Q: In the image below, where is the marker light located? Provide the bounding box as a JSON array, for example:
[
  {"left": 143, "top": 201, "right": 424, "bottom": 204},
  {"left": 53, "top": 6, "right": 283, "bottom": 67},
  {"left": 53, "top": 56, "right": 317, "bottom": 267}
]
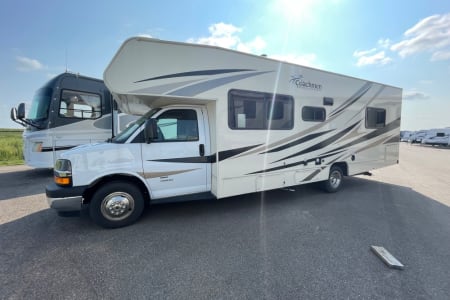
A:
[{"left": 32, "top": 142, "right": 43, "bottom": 152}]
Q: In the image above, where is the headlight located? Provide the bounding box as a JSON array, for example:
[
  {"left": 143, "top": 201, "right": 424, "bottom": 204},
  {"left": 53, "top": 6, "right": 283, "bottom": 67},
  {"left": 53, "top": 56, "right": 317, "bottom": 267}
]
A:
[{"left": 54, "top": 159, "right": 72, "bottom": 186}]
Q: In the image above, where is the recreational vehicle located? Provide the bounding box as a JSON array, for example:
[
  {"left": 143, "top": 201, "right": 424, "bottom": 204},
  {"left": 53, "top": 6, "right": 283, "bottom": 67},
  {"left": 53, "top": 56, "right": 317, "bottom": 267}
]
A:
[
  {"left": 46, "top": 37, "right": 403, "bottom": 228},
  {"left": 10, "top": 73, "right": 137, "bottom": 168},
  {"left": 421, "top": 128, "right": 450, "bottom": 146},
  {"left": 400, "top": 130, "right": 413, "bottom": 142},
  {"left": 408, "top": 130, "right": 427, "bottom": 144}
]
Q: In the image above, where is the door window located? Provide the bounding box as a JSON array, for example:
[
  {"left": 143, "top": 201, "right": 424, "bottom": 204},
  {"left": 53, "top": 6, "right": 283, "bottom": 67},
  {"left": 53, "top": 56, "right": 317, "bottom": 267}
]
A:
[{"left": 154, "top": 109, "right": 199, "bottom": 142}]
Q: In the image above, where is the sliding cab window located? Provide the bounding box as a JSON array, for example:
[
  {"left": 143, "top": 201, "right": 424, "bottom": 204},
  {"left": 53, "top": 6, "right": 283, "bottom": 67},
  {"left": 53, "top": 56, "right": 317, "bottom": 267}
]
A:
[
  {"left": 59, "top": 90, "right": 102, "bottom": 119},
  {"left": 302, "top": 106, "right": 326, "bottom": 122},
  {"left": 153, "top": 109, "right": 199, "bottom": 142},
  {"left": 365, "top": 107, "right": 386, "bottom": 128},
  {"left": 228, "top": 89, "right": 294, "bottom": 130}
]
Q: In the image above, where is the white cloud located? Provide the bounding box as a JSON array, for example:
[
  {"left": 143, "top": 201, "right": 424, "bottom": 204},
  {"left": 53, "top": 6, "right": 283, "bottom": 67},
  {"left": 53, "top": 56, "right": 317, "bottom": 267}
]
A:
[
  {"left": 390, "top": 13, "right": 450, "bottom": 60},
  {"left": 236, "top": 36, "right": 267, "bottom": 54},
  {"left": 188, "top": 22, "right": 320, "bottom": 67},
  {"left": 16, "top": 56, "right": 45, "bottom": 72},
  {"left": 430, "top": 50, "right": 450, "bottom": 61},
  {"left": 403, "top": 89, "right": 429, "bottom": 100},
  {"left": 188, "top": 23, "right": 268, "bottom": 54},
  {"left": 187, "top": 23, "right": 242, "bottom": 49},
  {"left": 353, "top": 48, "right": 377, "bottom": 58},
  {"left": 270, "top": 53, "right": 320, "bottom": 68},
  {"left": 354, "top": 50, "right": 392, "bottom": 67},
  {"left": 378, "top": 38, "right": 391, "bottom": 49}
]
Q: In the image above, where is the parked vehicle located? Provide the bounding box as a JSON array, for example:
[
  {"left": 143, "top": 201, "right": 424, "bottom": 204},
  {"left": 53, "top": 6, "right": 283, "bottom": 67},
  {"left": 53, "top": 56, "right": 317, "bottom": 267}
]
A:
[
  {"left": 421, "top": 128, "right": 450, "bottom": 146},
  {"left": 400, "top": 130, "right": 413, "bottom": 142},
  {"left": 10, "top": 73, "right": 137, "bottom": 168},
  {"left": 46, "top": 37, "right": 403, "bottom": 228},
  {"left": 408, "top": 130, "right": 428, "bottom": 144}
]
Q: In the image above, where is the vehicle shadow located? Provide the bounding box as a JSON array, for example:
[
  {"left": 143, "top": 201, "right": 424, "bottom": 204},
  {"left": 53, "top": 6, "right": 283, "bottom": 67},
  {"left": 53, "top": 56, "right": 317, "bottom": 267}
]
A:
[{"left": 0, "top": 167, "right": 52, "bottom": 201}]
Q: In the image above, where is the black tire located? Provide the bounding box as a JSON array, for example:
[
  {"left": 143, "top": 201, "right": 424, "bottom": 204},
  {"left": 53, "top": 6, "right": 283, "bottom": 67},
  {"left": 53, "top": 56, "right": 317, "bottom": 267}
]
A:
[
  {"left": 89, "top": 181, "right": 145, "bottom": 228},
  {"left": 322, "top": 165, "right": 344, "bottom": 193}
]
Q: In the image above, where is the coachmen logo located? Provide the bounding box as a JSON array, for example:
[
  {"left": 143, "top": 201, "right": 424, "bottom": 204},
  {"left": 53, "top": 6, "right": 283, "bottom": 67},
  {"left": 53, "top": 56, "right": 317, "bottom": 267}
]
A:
[{"left": 290, "top": 75, "right": 322, "bottom": 91}]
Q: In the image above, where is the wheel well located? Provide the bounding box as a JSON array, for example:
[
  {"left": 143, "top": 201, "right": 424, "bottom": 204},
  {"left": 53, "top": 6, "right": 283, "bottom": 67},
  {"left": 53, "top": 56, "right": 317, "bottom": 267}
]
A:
[
  {"left": 83, "top": 174, "right": 150, "bottom": 205},
  {"left": 331, "top": 162, "right": 348, "bottom": 176}
]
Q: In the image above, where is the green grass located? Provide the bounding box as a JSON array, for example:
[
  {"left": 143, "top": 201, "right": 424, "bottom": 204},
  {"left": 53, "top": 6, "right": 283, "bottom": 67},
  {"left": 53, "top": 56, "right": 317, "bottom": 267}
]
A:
[{"left": 0, "top": 129, "right": 24, "bottom": 166}]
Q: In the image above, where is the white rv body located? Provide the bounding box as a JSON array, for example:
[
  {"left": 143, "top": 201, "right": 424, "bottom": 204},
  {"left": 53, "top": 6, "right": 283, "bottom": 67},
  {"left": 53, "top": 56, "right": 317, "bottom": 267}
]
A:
[
  {"left": 46, "top": 37, "right": 402, "bottom": 228},
  {"left": 408, "top": 130, "right": 428, "bottom": 144},
  {"left": 421, "top": 128, "right": 450, "bottom": 146},
  {"left": 10, "top": 73, "right": 137, "bottom": 168},
  {"left": 104, "top": 37, "right": 402, "bottom": 199},
  {"left": 21, "top": 113, "right": 136, "bottom": 168}
]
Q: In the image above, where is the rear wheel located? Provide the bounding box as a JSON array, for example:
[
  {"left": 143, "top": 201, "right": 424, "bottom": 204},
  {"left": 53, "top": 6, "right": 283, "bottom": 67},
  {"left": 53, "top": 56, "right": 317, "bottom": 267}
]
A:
[
  {"left": 322, "top": 165, "right": 344, "bottom": 193},
  {"left": 89, "top": 181, "right": 144, "bottom": 228}
]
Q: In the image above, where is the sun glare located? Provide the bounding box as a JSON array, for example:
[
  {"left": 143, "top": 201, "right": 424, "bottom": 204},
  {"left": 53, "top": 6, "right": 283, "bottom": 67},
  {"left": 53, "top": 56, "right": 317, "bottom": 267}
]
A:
[{"left": 274, "top": 0, "right": 317, "bottom": 22}]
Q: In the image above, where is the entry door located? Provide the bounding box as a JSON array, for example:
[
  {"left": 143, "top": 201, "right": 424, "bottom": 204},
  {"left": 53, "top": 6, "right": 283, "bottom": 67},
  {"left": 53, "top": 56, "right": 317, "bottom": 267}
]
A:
[{"left": 141, "top": 107, "right": 209, "bottom": 199}]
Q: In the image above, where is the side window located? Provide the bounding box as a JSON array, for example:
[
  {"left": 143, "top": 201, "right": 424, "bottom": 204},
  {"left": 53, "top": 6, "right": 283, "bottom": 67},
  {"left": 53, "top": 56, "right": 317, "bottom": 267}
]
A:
[
  {"left": 154, "top": 109, "right": 199, "bottom": 142},
  {"left": 229, "top": 93, "right": 266, "bottom": 129},
  {"left": 228, "top": 89, "right": 294, "bottom": 130},
  {"left": 302, "top": 106, "right": 326, "bottom": 122},
  {"left": 268, "top": 96, "right": 294, "bottom": 129},
  {"left": 366, "top": 107, "right": 386, "bottom": 128},
  {"left": 59, "top": 90, "right": 102, "bottom": 119}
]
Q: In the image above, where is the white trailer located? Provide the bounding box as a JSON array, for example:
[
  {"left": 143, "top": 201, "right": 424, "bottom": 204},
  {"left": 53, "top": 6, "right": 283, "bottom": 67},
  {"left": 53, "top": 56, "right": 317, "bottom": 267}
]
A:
[
  {"left": 10, "top": 73, "right": 137, "bottom": 168},
  {"left": 408, "top": 130, "right": 428, "bottom": 144},
  {"left": 421, "top": 128, "right": 450, "bottom": 146},
  {"left": 46, "top": 37, "right": 402, "bottom": 228}
]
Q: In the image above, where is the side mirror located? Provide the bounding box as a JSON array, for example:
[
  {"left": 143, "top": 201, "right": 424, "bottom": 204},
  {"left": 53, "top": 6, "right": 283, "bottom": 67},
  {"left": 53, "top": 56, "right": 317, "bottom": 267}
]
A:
[
  {"left": 144, "top": 119, "right": 158, "bottom": 144},
  {"left": 17, "top": 103, "right": 26, "bottom": 119},
  {"left": 10, "top": 107, "right": 18, "bottom": 121}
]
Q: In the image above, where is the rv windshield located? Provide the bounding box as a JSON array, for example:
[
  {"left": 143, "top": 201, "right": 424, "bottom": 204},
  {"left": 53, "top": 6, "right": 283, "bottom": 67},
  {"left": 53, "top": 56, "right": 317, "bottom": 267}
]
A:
[
  {"left": 112, "top": 108, "right": 160, "bottom": 143},
  {"left": 28, "top": 87, "right": 52, "bottom": 120}
]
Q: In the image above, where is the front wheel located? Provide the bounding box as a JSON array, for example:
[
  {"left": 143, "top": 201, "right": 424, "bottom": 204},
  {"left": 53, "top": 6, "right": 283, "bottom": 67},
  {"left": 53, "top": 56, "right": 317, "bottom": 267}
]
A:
[
  {"left": 321, "top": 165, "right": 344, "bottom": 193},
  {"left": 89, "top": 181, "right": 145, "bottom": 228}
]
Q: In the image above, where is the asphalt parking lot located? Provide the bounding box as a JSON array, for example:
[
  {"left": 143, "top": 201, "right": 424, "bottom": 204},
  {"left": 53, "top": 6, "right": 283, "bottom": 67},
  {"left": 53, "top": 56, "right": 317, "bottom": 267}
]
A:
[{"left": 0, "top": 143, "right": 449, "bottom": 299}]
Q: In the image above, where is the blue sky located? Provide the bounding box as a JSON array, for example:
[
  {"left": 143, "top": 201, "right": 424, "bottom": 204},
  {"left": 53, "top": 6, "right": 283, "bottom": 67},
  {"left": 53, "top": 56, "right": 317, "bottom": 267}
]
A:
[{"left": 1, "top": 0, "right": 450, "bottom": 130}]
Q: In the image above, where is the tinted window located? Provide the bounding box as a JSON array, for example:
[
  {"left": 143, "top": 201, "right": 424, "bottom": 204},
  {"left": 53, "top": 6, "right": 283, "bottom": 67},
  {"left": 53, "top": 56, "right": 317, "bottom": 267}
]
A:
[
  {"left": 302, "top": 106, "right": 326, "bottom": 122},
  {"left": 28, "top": 88, "right": 52, "bottom": 120},
  {"left": 228, "top": 89, "right": 294, "bottom": 130},
  {"left": 366, "top": 107, "right": 386, "bottom": 128}
]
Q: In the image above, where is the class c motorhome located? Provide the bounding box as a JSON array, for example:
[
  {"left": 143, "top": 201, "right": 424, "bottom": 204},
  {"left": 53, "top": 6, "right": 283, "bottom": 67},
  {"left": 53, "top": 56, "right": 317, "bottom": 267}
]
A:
[{"left": 46, "top": 37, "right": 403, "bottom": 228}]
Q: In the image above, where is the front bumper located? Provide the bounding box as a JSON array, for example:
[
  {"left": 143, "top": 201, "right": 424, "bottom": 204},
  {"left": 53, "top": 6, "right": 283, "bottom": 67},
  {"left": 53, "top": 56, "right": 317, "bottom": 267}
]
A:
[{"left": 46, "top": 182, "right": 88, "bottom": 212}]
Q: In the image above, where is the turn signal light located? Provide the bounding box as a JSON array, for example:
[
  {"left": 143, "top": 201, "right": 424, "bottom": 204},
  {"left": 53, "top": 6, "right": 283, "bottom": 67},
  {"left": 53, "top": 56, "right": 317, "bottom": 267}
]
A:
[{"left": 54, "top": 176, "right": 71, "bottom": 186}]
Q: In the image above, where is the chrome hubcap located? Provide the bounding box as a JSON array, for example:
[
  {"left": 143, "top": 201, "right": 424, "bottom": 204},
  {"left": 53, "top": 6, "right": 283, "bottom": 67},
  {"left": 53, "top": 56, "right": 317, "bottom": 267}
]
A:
[
  {"left": 101, "top": 192, "right": 134, "bottom": 221},
  {"left": 330, "top": 170, "right": 342, "bottom": 188}
]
